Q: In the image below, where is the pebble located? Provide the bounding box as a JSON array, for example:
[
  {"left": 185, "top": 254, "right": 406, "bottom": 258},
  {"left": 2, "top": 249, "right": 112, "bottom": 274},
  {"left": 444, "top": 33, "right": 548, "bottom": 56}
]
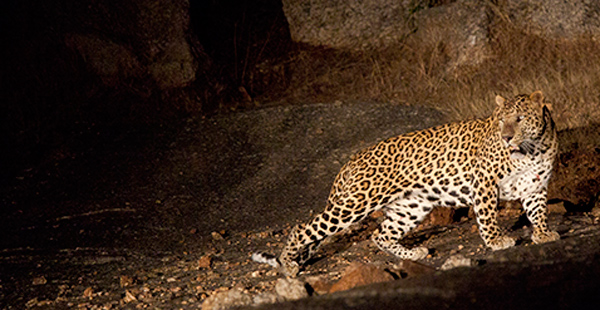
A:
[
  {"left": 211, "top": 231, "right": 225, "bottom": 241},
  {"left": 275, "top": 278, "right": 308, "bottom": 300},
  {"left": 329, "top": 262, "right": 394, "bottom": 293},
  {"left": 253, "top": 292, "right": 281, "bottom": 305},
  {"left": 123, "top": 290, "right": 137, "bottom": 303},
  {"left": 440, "top": 255, "right": 472, "bottom": 271},
  {"left": 32, "top": 276, "right": 47, "bottom": 285},
  {"left": 198, "top": 255, "right": 212, "bottom": 269},
  {"left": 202, "top": 286, "right": 252, "bottom": 310}
]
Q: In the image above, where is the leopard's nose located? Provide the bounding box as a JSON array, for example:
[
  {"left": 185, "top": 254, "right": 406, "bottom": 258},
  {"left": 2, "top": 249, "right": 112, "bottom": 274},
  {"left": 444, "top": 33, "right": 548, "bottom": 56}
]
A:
[{"left": 503, "top": 136, "right": 512, "bottom": 143}]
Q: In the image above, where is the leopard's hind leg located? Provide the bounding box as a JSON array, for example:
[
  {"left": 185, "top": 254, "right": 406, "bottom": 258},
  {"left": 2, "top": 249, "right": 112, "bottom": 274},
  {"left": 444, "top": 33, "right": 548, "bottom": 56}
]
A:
[
  {"left": 278, "top": 200, "right": 375, "bottom": 276},
  {"left": 372, "top": 198, "right": 431, "bottom": 260}
]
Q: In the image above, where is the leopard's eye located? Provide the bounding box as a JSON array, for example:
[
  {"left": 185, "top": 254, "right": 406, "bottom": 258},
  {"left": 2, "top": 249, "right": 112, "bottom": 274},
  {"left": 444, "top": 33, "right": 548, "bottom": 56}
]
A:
[{"left": 516, "top": 115, "right": 524, "bottom": 122}]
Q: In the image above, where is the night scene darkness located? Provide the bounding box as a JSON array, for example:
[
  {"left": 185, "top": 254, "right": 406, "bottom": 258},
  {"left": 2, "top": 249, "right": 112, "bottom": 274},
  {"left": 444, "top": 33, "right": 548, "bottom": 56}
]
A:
[{"left": 2, "top": 0, "right": 600, "bottom": 308}]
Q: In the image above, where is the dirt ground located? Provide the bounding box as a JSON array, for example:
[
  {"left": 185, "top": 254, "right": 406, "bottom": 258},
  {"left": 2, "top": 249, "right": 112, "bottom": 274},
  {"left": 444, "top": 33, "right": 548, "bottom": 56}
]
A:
[{"left": 1, "top": 102, "right": 599, "bottom": 309}]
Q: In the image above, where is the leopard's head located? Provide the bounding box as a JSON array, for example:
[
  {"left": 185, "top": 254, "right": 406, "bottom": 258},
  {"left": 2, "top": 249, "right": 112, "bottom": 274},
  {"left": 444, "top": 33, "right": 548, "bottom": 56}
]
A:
[{"left": 494, "top": 91, "right": 555, "bottom": 159}]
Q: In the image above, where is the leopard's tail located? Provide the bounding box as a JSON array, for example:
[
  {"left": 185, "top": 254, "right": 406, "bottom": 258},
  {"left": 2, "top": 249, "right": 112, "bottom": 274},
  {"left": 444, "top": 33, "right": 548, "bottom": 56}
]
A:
[{"left": 251, "top": 252, "right": 280, "bottom": 268}]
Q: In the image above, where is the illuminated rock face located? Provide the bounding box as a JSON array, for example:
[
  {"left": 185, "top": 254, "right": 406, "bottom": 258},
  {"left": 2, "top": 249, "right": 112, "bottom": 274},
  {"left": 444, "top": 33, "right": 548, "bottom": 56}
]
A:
[
  {"left": 281, "top": 0, "right": 415, "bottom": 50},
  {"left": 504, "top": 0, "right": 600, "bottom": 40},
  {"left": 281, "top": 0, "right": 600, "bottom": 66},
  {"left": 280, "top": 0, "right": 490, "bottom": 68}
]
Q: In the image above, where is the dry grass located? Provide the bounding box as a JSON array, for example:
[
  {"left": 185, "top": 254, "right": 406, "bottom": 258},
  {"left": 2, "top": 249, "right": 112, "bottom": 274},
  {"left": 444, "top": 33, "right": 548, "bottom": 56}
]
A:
[{"left": 258, "top": 18, "right": 600, "bottom": 132}]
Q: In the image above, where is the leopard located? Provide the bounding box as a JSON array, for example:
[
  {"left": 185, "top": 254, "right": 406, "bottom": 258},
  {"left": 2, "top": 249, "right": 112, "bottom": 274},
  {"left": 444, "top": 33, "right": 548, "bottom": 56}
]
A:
[{"left": 253, "top": 91, "right": 560, "bottom": 276}]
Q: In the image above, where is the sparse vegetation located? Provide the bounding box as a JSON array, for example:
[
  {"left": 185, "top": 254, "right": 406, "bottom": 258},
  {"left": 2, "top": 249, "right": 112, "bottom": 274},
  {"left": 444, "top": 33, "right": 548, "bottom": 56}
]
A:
[{"left": 253, "top": 13, "right": 600, "bottom": 132}]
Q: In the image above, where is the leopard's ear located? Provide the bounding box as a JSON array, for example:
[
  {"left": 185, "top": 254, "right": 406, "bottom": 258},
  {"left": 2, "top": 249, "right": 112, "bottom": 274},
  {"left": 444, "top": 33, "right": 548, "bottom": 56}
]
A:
[
  {"left": 495, "top": 95, "right": 506, "bottom": 108},
  {"left": 541, "top": 103, "right": 555, "bottom": 135},
  {"left": 530, "top": 90, "right": 544, "bottom": 104}
]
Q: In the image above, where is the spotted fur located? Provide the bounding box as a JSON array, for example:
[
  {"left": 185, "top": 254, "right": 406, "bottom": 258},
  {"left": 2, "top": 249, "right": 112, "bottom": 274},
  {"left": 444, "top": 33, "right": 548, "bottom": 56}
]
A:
[{"left": 258, "top": 91, "right": 559, "bottom": 276}]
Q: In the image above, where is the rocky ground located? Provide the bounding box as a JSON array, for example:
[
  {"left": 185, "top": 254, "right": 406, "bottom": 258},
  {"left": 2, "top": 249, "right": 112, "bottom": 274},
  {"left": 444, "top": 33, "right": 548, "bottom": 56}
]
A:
[
  {"left": 3, "top": 205, "right": 600, "bottom": 310},
  {"left": 1, "top": 102, "right": 599, "bottom": 309}
]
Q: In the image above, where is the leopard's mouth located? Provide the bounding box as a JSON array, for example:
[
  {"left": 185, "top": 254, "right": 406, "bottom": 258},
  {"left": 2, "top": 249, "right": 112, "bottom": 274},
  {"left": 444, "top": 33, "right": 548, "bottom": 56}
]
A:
[
  {"left": 509, "top": 145, "right": 526, "bottom": 159},
  {"left": 508, "top": 140, "right": 535, "bottom": 159},
  {"left": 503, "top": 138, "right": 521, "bottom": 152}
]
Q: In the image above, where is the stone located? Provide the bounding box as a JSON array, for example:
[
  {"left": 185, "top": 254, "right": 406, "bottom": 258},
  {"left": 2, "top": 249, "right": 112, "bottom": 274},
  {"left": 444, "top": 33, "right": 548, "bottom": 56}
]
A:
[
  {"left": 65, "top": 34, "right": 141, "bottom": 87},
  {"left": 548, "top": 149, "right": 600, "bottom": 211},
  {"left": 548, "top": 202, "right": 567, "bottom": 215},
  {"left": 275, "top": 278, "right": 309, "bottom": 301},
  {"left": 253, "top": 292, "right": 281, "bottom": 305},
  {"left": 418, "top": 207, "right": 455, "bottom": 230},
  {"left": 281, "top": 0, "right": 414, "bottom": 50},
  {"left": 440, "top": 255, "right": 472, "bottom": 271},
  {"left": 329, "top": 262, "right": 394, "bottom": 293},
  {"left": 202, "top": 286, "right": 253, "bottom": 310},
  {"left": 412, "top": 0, "right": 490, "bottom": 69},
  {"left": 504, "top": 0, "right": 600, "bottom": 40},
  {"left": 591, "top": 201, "right": 600, "bottom": 221},
  {"left": 32, "top": 276, "right": 47, "bottom": 285},
  {"left": 198, "top": 254, "right": 212, "bottom": 269},
  {"left": 123, "top": 290, "right": 137, "bottom": 303},
  {"left": 393, "top": 260, "right": 436, "bottom": 277},
  {"left": 64, "top": 0, "right": 199, "bottom": 91},
  {"left": 305, "top": 276, "right": 332, "bottom": 295},
  {"left": 119, "top": 275, "right": 134, "bottom": 288}
]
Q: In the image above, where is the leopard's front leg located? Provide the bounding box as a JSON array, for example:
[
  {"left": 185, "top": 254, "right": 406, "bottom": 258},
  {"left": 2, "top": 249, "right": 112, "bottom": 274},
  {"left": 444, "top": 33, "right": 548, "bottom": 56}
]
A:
[
  {"left": 522, "top": 189, "right": 560, "bottom": 244},
  {"left": 473, "top": 180, "right": 515, "bottom": 250}
]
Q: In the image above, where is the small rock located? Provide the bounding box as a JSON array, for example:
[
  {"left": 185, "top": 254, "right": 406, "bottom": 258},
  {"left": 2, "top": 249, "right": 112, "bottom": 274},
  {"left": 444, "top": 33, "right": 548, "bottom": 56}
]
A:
[
  {"left": 211, "top": 231, "right": 225, "bottom": 241},
  {"left": 123, "top": 290, "right": 137, "bottom": 303},
  {"left": 253, "top": 292, "right": 281, "bottom": 305},
  {"left": 591, "top": 202, "right": 600, "bottom": 218},
  {"left": 420, "top": 207, "right": 455, "bottom": 228},
  {"left": 265, "top": 269, "right": 279, "bottom": 277},
  {"left": 32, "top": 276, "right": 47, "bottom": 285},
  {"left": 119, "top": 275, "right": 134, "bottom": 288},
  {"left": 83, "top": 287, "right": 93, "bottom": 299},
  {"left": 170, "top": 286, "right": 182, "bottom": 293},
  {"left": 305, "top": 276, "right": 332, "bottom": 295},
  {"left": 250, "top": 270, "right": 262, "bottom": 278},
  {"left": 440, "top": 255, "right": 472, "bottom": 271},
  {"left": 202, "top": 286, "right": 252, "bottom": 310},
  {"left": 275, "top": 278, "right": 308, "bottom": 301},
  {"left": 198, "top": 254, "right": 212, "bottom": 269},
  {"left": 548, "top": 202, "right": 567, "bottom": 214},
  {"left": 329, "top": 262, "right": 394, "bottom": 293},
  {"left": 25, "top": 298, "right": 39, "bottom": 308},
  {"left": 393, "top": 260, "right": 435, "bottom": 278}
]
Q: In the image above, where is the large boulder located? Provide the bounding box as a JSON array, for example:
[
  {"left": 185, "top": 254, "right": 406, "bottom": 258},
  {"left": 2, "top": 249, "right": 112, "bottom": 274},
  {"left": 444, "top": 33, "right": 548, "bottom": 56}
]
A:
[
  {"left": 65, "top": 0, "right": 198, "bottom": 91},
  {"left": 281, "top": 0, "right": 491, "bottom": 68},
  {"left": 281, "top": 0, "right": 415, "bottom": 50},
  {"left": 281, "top": 0, "right": 600, "bottom": 66},
  {"left": 411, "top": 0, "right": 490, "bottom": 69},
  {"left": 504, "top": 0, "right": 600, "bottom": 39}
]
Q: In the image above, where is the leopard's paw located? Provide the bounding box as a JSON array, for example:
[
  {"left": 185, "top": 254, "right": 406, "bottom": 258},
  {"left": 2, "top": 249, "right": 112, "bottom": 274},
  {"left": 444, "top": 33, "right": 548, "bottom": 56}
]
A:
[
  {"left": 487, "top": 236, "right": 516, "bottom": 251},
  {"left": 279, "top": 260, "right": 301, "bottom": 277},
  {"left": 532, "top": 230, "right": 560, "bottom": 244},
  {"left": 409, "top": 246, "right": 429, "bottom": 260}
]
